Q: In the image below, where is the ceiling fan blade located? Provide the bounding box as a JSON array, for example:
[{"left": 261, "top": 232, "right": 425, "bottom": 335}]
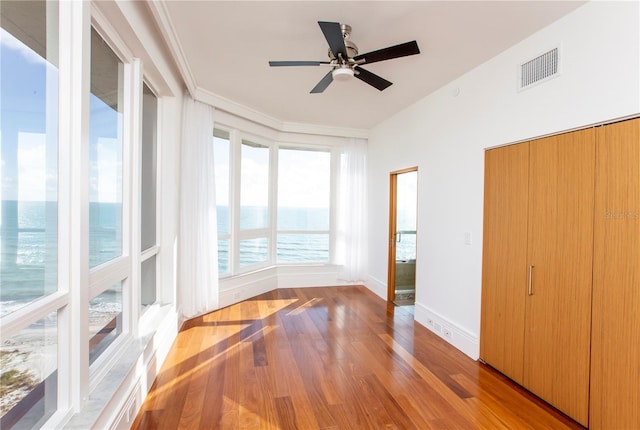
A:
[
  {"left": 310, "top": 70, "right": 334, "bottom": 94},
  {"left": 269, "top": 61, "right": 328, "bottom": 67},
  {"left": 354, "top": 40, "right": 420, "bottom": 65},
  {"left": 318, "top": 21, "right": 348, "bottom": 60},
  {"left": 354, "top": 66, "right": 392, "bottom": 91}
]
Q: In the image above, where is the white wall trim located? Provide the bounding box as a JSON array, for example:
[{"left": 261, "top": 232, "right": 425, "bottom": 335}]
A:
[
  {"left": 218, "top": 267, "right": 278, "bottom": 309},
  {"left": 146, "top": 1, "right": 197, "bottom": 97},
  {"left": 276, "top": 265, "right": 352, "bottom": 289},
  {"left": 414, "top": 302, "right": 479, "bottom": 360},
  {"left": 364, "top": 275, "right": 387, "bottom": 300},
  {"left": 217, "top": 265, "right": 357, "bottom": 308},
  {"left": 196, "top": 87, "right": 369, "bottom": 139}
]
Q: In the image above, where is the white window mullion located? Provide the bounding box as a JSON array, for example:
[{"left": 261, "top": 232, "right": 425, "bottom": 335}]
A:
[
  {"left": 153, "top": 95, "right": 163, "bottom": 304},
  {"left": 329, "top": 146, "right": 340, "bottom": 264},
  {"left": 126, "top": 59, "right": 143, "bottom": 336},
  {"left": 58, "top": 0, "right": 91, "bottom": 412},
  {"left": 230, "top": 130, "right": 241, "bottom": 274},
  {"left": 269, "top": 143, "right": 278, "bottom": 265}
]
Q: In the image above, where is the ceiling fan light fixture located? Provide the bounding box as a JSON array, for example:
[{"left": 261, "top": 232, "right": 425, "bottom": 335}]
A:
[{"left": 332, "top": 67, "right": 354, "bottom": 81}]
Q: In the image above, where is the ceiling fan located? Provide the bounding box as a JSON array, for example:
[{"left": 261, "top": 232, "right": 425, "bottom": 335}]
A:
[{"left": 269, "top": 21, "right": 420, "bottom": 93}]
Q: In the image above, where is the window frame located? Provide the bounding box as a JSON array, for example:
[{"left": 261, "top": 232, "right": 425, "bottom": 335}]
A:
[
  {"left": 86, "top": 19, "right": 133, "bottom": 382},
  {"left": 275, "top": 145, "right": 332, "bottom": 265},
  {"left": 214, "top": 125, "right": 337, "bottom": 277},
  {"left": 0, "top": 2, "right": 170, "bottom": 427},
  {"left": 213, "top": 127, "right": 233, "bottom": 276},
  {"left": 0, "top": 1, "right": 65, "bottom": 426},
  {"left": 138, "top": 80, "right": 161, "bottom": 315},
  {"left": 235, "top": 133, "right": 274, "bottom": 274}
]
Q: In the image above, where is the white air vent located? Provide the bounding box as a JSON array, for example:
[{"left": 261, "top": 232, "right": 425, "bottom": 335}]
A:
[{"left": 519, "top": 47, "right": 559, "bottom": 90}]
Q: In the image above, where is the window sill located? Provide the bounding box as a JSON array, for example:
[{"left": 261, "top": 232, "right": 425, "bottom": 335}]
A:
[{"left": 64, "top": 304, "right": 176, "bottom": 429}]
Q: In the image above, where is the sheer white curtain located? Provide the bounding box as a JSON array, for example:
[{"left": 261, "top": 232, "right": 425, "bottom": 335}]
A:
[
  {"left": 336, "top": 138, "right": 368, "bottom": 282},
  {"left": 178, "top": 96, "right": 219, "bottom": 319}
]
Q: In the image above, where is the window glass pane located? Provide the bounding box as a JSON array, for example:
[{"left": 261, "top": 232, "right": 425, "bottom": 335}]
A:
[
  {"left": 217, "top": 239, "right": 229, "bottom": 274},
  {"left": 140, "top": 83, "right": 157, "bottom": 252},
  {"left": 1, "top": 0, "right": 59, "bottom": 316},
  {"left": 277, "top": 207, "right": 329, "bottom": 231},
  {"left": 213, "top": 130, "right": 229, "bottom": 235},
  {"left": 89, "top": 283, "right": 123, "bottom": 364},
  {"left": 140, "top": 256, "right": 156, "bottom": 312},
  {"left": 89, "top": 28, "right": 123, "bottom": 268},
  {"left": 396, "top": 171, "right": 417, "bottom": 261},
  {"left": 277, "top": 234, "right": 329, "bottom": 263},
  {"left": 239, "top": 238, "right": 268, "bottom": 267},
  {"left": 240, "top": 141, "right": 268, "bottom": 230},
  {"left": 1, "top": 312, "right": 57, "bottom": 428},
  {"left": 277, "top": 148, "right": 330, "bottom": 231}
]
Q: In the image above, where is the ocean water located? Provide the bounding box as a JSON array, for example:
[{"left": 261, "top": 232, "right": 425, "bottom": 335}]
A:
[
  {"left": 2, "top": 202, "right": 413, "bottom": 314},
  {"left": 1, "top": 202, "right": 333, "bottom": 314},
  {"left": 0, "top": 200, "right": 123, "bottom": 317},
  {"left": 217, "top": 205, "right": 331, "bottom": 270}
]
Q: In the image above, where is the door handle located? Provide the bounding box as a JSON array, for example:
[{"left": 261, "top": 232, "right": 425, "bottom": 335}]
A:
[{"left": 528, "top": 265, "right": 534, "bottom": 296}]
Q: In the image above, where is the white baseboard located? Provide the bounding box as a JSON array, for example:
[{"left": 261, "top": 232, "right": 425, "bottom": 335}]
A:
[
  {"left": 365, "top": 275, "right": 387, "bottom": 300},
  {"left": 414, "top": 301, "right": 479, "bottom": 360},
  {"left": 218, "top": 265, "right": 356, "bottom": 308},
  {"left": 277, "top": 264, "right": 351, "bottom": 289},
  {"left": 218, "top": 267, "right": 278, "bottom": 308}
]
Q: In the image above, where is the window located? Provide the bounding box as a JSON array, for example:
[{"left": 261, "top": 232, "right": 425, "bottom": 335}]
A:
[
  {"left": 88, "top": 27, "right": 125, "bottom": 364},
  {"left": 277, "top": 148, "right": 330, "bottom": 263},
  {"left": 240, "top": 140, "right": 269, "bottom": 230},
  {"left": 395, "top": 171, "right": 417, "bottom": 261},
  {"left": 0, "top": 1, "right": 60, "bottom": 427},
  {"left": 89, "top": 282, "right": 123, "bottom": 364},
  {"left": 239, "top": 140, "right": 270, "bottom": 267},
  {"left": 1, "top": 0, "right": 59, "bottom": 315},
  {"left": 140, "top": 84, "right": 157, "bottom": 253},
  {"left": 0, "top": 313, "right": 58, "bottom": 428},
  {"left": 140, "top": 83, "right": 158, "bottom": 311},
  {"left": 213, "top": 129, "right": 335, "bottom": 275},
  {"left": 213, "top": 129, "right": 230, "bottom": 274},
  {"left": 89, "top": 27, "right": 123, "bottom": 269},
  {"left": 2, "top": 3, "right": 167, "bottom": 426}
]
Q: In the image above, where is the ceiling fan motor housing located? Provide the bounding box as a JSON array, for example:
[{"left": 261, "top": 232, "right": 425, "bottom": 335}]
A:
[{"left": 328, "top": 24, "right": 358, "bottom": 61}]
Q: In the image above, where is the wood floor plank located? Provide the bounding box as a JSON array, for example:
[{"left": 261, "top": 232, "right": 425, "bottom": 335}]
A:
[{"left": 133, "top": 286, "right": 585, "bottom": 430}]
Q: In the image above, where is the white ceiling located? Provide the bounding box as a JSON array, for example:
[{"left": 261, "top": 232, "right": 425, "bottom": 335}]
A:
[{"left": 158, "top": 1, "right": 585, "bottom": 130}]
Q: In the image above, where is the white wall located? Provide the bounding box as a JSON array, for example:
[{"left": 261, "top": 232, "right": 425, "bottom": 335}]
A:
[{"left": 367, "top": 1, "right": 640, "bottom": 359}]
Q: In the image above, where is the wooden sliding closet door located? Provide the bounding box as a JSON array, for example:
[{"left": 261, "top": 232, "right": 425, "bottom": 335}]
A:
[
  {"left": 524, "top": 129, "right": 595, "bottom": 426},
  {"left": 480, "top": 143, "right": 529, "bottom": 384},
  {"left": 590, "top": 118, "right": 640, "bottom": 429}
]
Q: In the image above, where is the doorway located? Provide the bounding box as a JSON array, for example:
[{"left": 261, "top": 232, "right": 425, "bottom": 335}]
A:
[{"left": 388, "top": 168, "right": 418, "bottom": 305}]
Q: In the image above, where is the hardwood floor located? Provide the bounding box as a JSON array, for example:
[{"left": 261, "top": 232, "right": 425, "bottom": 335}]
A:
[{"left": 132, "top": 286, "right": 584, "bottom": 430}]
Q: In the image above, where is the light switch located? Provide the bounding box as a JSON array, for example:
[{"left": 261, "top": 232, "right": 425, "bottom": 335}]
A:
[{"left": 464, "top": 232, "right": 472, "bottom": 245}]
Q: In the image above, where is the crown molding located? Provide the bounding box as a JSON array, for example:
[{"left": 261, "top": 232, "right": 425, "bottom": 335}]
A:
[
  {"left": 147, "top": 3, "right": 368, "bottom": 139},
  {"left": 195, "top": 87, "right": 368, "bottom": 139},
  {"left": 146, "top": 1, "right": 198, "bottom": 97}
]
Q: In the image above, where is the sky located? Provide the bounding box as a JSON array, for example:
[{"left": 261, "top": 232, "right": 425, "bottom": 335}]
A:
[
  {"left": 3, "top": 22, "right": 328, "bottom": 209},
  {"left": 213, "top": 136, "right": 331, "bottom": 209},
  {"left": 1, "top": 27, "right": 58, "bottom": 203},
  {"left": 1, "top": 26, "right": 122, "bottom": 204}
]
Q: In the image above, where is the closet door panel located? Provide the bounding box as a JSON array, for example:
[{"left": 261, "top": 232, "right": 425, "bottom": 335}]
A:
[
  {"left": 524, "top": 129, "right": 595, "bottom": 426},
  {"left": 480, "top": 143, "right": 529, "bottom": 384},
  {"left": 590, "top": 118, "right": 640, "bottom": 429}
]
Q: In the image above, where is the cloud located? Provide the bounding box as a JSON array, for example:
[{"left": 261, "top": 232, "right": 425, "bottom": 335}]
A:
[
  {"left": 89, "top": 137, "right": 123, "bottom": 203},
  {"left": 17, "top": 132, "right": 49, "bottom": 202}
]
